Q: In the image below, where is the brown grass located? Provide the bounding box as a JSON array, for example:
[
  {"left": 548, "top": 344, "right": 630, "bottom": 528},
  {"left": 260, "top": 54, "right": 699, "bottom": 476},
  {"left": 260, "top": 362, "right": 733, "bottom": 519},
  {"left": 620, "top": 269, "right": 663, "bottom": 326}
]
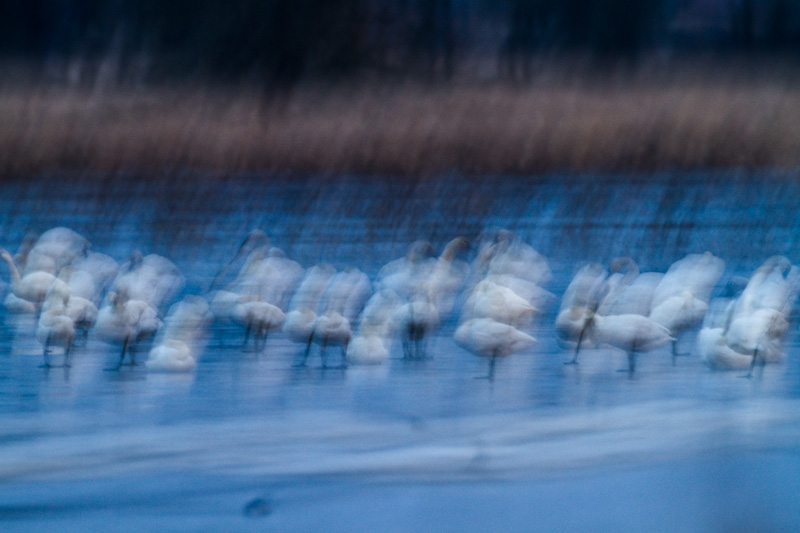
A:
[{"left": 3, "top": 60, "right": 800, "bottom": 176}]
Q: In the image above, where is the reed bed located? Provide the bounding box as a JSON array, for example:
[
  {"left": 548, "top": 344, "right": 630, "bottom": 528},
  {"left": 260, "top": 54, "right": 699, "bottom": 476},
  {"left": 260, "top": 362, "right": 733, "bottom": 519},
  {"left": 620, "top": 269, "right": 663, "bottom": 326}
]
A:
[{"left": 2, "top": 62, "right": 800, "bottom": 176}]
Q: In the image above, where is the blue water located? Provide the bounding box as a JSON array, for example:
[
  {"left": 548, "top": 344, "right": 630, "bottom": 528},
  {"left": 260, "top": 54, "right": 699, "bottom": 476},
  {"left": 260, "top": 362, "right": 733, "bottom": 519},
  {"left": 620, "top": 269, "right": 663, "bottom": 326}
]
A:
[{"left": 1, "top": 171, "right": 800, "bottom": 530}]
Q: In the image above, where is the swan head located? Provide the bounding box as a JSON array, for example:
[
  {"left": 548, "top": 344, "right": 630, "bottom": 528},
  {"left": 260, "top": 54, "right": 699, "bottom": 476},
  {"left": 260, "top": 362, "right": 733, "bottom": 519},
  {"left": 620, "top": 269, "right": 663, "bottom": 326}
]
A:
[
  {"left": 407, "top": 240, "right": 433, "bottom": 263},
  {"left": 609, "top": 256, "right": 638, "bottom": 275},
  {"left": 441, "top": 237, "right": 470, "bottom": 261}
]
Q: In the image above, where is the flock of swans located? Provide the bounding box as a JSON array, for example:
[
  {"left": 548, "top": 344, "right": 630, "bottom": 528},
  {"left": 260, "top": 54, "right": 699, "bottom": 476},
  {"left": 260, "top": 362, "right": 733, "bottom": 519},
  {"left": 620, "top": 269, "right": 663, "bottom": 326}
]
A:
[{"left": 1, "top": 226, "right": 798, "bottom": 379}]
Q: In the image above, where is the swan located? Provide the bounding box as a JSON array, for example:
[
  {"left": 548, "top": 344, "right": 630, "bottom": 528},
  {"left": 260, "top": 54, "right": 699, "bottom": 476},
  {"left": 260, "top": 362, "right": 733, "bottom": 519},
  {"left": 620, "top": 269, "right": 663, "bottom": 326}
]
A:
[
  {"left": 392, "top": 294, "right": 440, "bottom": 360},
  {"left": 0, "top": 248, "right": 69, "bottom": 310},
  {"left": 327, "top": 268, "right": 373, "bottom": 321},
  {"left": 35, "top": 291, "right": 76, "bottom": 368},
  {"left": 470, "top": 229, "right": 550, "bottom": 286},
  {"left": 649, "top": 290, "right": 708, "bottom": 360},
  {"left": 697, "top": 327, "right": 756, "bottom": 370},
  {"left": 281, "top": 264, "right": 336, "bottom": 353},
  {"left": 454, "top": 318, "right": 536, "bottom": 380},
  {"left": 377, "top": 240, "right": 435, "bottom": 299},
  {"left": 111, "top": 252, "right": 184, "bottom": 312},
  {"left": 648, "top": 253, "right": 725, "bottom": 360},
  {"left": 297, "top": 310, "right": 351, "bottom": 368},
  {"left": 146, "top": 297, "right": 212, "bottom": 372},
  {"left": 23, "top": 227, "right": 88, "bottom": 275},
  {"left": 725, "top": 307, "right": 788, "bottom": 377},
  {"left": 232, "top": 299, "right": 286, "bottom": 352},
  {"left": 346, "top": 334, "right": 389, "bottom": 365},
  {"left": 426, "top": 236, "right": 470, "bottom": 320},
  {"left": 585, "top": 312, "right": 674, "bottom": 375},
  {"left": 596, "top": 257, "right": 640, "bottom": 315},
  {"left": 556, "top": 263, "right": 608, "bottom": 362},
  {"left": 146, "top": 340, "right": 196, "bottom": 372},
  {"left": 462, "top": 279, "right": 536, "bottom": 329},
  {"left": 733, "top": 256, "right": 800, "bottom": 318},
  {"left": 94, "top": 291, "right": 161, "bottom": 369}
]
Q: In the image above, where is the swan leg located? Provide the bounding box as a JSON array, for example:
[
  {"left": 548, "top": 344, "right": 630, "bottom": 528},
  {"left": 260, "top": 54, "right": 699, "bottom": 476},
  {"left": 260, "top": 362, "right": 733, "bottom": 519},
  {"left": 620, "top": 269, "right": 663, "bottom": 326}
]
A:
[
  {"left": 242, "top": 323, "right": 252, "bottom": 351},
  {"left": 488, "top": 354, "right": 497, "bottom": 381},
  {"left": 63, "top": 337, "right": 73, "bottom": 368},
  {"left": 627, "top": 351, "right": 637, "bottom": 376},
  {"left": 293, "top": 335, "right": 313, "bottom": 367},
  {"left": 565, "top": 324, "right": 587, "bottom": 365},
  {"left": 742, "top": 348, "right": 760, "bottom": 379},
  {"left": 40, "top": 337, "right": 52, "bottom": 368},
  {"left": 105, "top": 336, "right": 129, "bottom": 371},
  {"left": 340, "top": 344, "right": 348, "bottom": 368},
  {"left": 320, "top": 340, "right": 329, "bottom": 369},
  {"left": 118, "top": 337, "right": 130, "bottom": 367}
]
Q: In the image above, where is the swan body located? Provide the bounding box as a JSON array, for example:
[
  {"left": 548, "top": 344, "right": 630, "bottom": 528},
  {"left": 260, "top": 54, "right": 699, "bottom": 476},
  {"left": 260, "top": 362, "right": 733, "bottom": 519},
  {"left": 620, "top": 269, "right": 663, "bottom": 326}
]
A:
[
  {"left": 393, "top": 297, "right": 440, "bottom": 360},
  {"left": 454, "top": 318, "right": 536, "bottom": 379},
  {"left": 36, "top": 309, "right": 75, "bottom": 367},
  {"left": 0, "top": 249, "right": 69, "bottom": 309},
  {"left": 232, "top": 300, "right": 285, "bottom": 351},
  {"left": 462, "top": 280, "right": 535, "bottom": 328},
  {"left": 346, "top": 334, "right": 389, "bottom": 365},
  {"left": 283, "top": 308, "right": 317, "bottom": 344},
  {"left": 297, "top": 311, "right": 351, "bottom": 368},
  {"left": 95, "top": 293, "right": 161, "bottom": 368},
  {"left": 698, "top": 327, "right": 754, "bottom": 370},
  {"left": 146, "top": 339, "right": 196, "bottom": 372},
  {"left": 587, "top": 313, "right": 673, "bottom": 374}
]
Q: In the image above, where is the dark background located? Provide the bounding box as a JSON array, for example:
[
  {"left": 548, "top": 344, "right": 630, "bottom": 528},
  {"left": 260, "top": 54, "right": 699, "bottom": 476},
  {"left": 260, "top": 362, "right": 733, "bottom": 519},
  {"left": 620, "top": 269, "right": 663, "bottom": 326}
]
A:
[{"left": 1, "top": 0, "right": 798, "bottom": 88}]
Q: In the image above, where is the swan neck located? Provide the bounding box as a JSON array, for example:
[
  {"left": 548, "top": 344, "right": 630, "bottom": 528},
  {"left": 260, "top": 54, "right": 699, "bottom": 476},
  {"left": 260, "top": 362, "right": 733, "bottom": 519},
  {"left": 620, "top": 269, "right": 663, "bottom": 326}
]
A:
[{"left": 1, "top": 253, "right": 21, "bottom": 287}]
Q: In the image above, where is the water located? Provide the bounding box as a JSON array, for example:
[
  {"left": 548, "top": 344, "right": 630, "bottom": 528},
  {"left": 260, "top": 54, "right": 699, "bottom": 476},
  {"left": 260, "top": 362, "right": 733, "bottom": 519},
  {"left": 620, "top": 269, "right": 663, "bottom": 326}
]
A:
[{"left": 1, "top": 171, "right": 800, "bottom": 530}]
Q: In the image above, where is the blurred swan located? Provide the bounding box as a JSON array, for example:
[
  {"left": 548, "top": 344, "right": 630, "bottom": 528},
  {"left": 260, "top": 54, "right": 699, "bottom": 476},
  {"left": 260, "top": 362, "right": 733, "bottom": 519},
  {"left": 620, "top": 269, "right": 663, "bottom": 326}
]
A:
[
  {"left": 346, "top": 334, "right": 389, "bottom": 365},
  {"left": 454, "top": 318, "right": 536, "bottom": 380},
  {"left": 726, "top": 307, "right": 788, "bottom": 377},
  {"left": 596, "top": 257, "right": 640, "bottom": 315},
  {"left": 377, "top": 240, "right": 435, "bottom": 299},
  {"left": 146, "top": 340, "right": 196, "bottom": 372},
  {"left": 462, "top": 279, "right": 535, "bottom": 329},
  {"left": 146, "top": 296, "right": 212, "bottom": 372},
  {"left": 36, "top": 289, "right": 76, "bottom": 368},
  {"left": 296, "top": 310, "right": 351, "bottom": 368},
  {"left": 585, "top": 312, "right": 673, "bottom": 375},
  {"left": 648, "top": 252, "right": 725, "bottom": 361},
  {"left": 0, "top": 248, "right": 69, "bottom": 310},
  {"left": 111, "top": 252, "right": 185, "bottom": 312},
  {"left": 23, "top": 227, "right": 88, "bottom": 275},
  {"left": 232, "top": 299, "right": 285, "bottom": 352},
  {"left": 392, "top": 294, "right": 440, "bottom": 360},
  {"left": 426, "top": 236, "right": 470, "bottom": 320},
  {"left": 94, "top": 291, "right": 161, "bottom": 369},
  {"left": 471, "top": 229, "right": 551, "bottom": 288},
  {"left": 556, "top": 263, "right": 608, "bottom": 362}
]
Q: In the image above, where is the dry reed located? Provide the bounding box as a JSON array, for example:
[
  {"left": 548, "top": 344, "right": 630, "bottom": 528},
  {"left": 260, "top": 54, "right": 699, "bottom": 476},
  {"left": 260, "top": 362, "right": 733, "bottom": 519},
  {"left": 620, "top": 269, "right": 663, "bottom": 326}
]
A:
[{"left": 2, "top": 60, "right": 800, "bottom": 177}]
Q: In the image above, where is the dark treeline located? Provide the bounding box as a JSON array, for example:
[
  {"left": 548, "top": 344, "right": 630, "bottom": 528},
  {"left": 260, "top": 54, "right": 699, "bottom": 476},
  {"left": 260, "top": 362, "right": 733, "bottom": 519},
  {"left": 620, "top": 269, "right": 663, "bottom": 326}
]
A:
[{"left": 1, "top": 0, "right": 799, "bottom": 88}]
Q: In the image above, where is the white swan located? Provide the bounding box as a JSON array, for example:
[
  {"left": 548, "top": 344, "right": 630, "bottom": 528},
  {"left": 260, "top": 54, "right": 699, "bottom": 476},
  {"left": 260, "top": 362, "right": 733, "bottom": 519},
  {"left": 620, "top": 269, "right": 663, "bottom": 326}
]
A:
[
  {"left": 232, "top": 299, "right": 286, "bottom": 352},
  {"left": 454, "top": 318, "right": 536, "bottom": 380},
  {"left": 94, "top": 292, "right": 161, "bottom": 369},
  {"left": 392, "top": 294, "right": 440, "bottom": 360},
  {"left": 146, "top": 340, "right": 196, "bottom": 372},
  {"left": 648, "top": 252, "right": 725, "bottom": 360},
  {"left": 462, "top": 279, "right": 535, "bottom": 329},
  {"left": 0, "top": 248, "right": 69, "bottom": 310},
  {"left": 346, "top": 334, "right": 389, "bottom": 365},
  {"left": 35, "top": 300, "right": 75, "bottom": 368},
  {"left": 585, "top": 313, "right": 674, "bottom": 375},
  {"left": 297, "top": 310, "right": 351, "bottom": 368},
  {"left": 23, "top": 227, "right": 88, "bottom": 275},
  {"left": 146, "top": 296, "right": 212, "bottom": 372}
]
